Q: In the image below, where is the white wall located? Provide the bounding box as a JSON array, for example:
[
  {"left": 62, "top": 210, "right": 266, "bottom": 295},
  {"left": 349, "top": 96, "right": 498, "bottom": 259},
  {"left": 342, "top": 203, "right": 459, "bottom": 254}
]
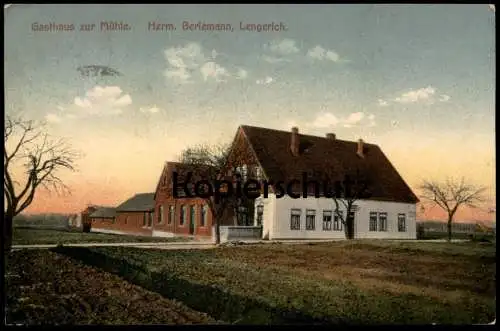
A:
[
  {"left": 263, "top": 194, "right": 416, "bottom": 240},
  {"left": 254, "top": 195, "right": 276, "bottom": 240}
]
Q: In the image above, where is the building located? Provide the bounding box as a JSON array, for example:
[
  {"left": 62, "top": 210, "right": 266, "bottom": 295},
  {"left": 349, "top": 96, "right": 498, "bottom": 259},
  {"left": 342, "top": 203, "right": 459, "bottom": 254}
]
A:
[
  {"left": 81, "top": 205, "right": 99, "bottom": 232},
  {"left": 152, "top": 162, "right": 234, "bottom": 238},
  {"left": 224, "top": 125, "right": 419, "bottom": 240},
  {"left": 89, "top": 193, "right": 155, "bottom": 236}
]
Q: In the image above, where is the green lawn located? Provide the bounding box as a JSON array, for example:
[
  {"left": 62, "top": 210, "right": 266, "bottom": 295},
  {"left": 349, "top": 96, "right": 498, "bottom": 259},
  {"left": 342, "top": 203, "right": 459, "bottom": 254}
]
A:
[
  {"left": 54, "top": 240, "right": 496, "bottom": 324},
  {"left": 12, "top": 227, "right": 191, "bottom": 245}
]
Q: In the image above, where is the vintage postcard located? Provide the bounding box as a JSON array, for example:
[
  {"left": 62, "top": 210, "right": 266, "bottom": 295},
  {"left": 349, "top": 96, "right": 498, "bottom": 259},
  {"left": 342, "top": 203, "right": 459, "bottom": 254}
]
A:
[{"left": 4, "top": 4, "right": 495, "bottom": 325}]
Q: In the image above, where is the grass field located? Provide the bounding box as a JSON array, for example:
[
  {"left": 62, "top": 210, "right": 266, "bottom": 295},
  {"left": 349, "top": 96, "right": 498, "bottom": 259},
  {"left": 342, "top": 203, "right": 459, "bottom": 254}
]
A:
[
  {"left": 5, "top": 250, "right": 218, "bottom": 325},
  {"left": 50, "top": 240, "right": 496, "bottom": 324},
  {"left": 12, "top": 227, "right": 191, "bottom": 245}
]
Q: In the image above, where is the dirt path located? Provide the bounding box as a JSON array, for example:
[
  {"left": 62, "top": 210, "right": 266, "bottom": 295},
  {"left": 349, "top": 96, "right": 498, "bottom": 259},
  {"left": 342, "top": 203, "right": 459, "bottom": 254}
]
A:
[{"left": 5, "top": 250, "right": 220, "bottom": 325}]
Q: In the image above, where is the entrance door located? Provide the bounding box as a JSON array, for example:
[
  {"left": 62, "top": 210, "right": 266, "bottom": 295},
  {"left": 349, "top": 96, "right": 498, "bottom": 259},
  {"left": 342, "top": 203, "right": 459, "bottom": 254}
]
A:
[{"left": 189, "top": 205, "right": 195, "bottom": 235}]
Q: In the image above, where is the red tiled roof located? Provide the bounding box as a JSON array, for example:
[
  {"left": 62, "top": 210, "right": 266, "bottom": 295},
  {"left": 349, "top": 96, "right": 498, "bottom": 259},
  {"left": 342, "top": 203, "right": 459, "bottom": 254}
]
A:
[{"left": 240, "top": 125, "right": 419, "bottom": 204}]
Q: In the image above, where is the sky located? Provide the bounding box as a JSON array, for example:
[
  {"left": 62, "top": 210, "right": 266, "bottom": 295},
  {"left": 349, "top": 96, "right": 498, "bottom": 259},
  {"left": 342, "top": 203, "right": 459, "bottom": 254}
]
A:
[{"left": 4, "top": 4, "right": 496, "bottom": 222}]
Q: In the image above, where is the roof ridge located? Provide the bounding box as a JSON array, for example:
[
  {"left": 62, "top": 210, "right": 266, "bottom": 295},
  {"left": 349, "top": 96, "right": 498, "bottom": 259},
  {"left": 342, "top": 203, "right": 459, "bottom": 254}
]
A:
[{"left": 240, "top": 124, "right": 378, "bottom": 146}]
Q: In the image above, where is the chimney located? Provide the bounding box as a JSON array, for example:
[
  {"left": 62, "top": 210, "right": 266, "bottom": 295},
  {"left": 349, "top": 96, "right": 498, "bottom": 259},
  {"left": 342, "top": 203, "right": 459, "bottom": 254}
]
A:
[
  {"left": 326, "top": 133, "right": 336, "bottom": 140},
  {"left": 291, "top": 127, "right": 299, "bottom": 156},
  {"left": 357, "top": 139, "right": 364, "bottom": 158}
]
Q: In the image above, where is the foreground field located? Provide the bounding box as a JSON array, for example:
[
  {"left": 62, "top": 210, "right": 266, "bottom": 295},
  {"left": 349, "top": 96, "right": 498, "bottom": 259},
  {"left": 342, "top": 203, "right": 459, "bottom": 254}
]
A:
[
  {"left": 5, "top": 250, "right": 218, "bottom": 325},
  {"left": 55, "top": 240, "right": 496, "bottom": 324},
  {"left": 12, "top": 227, "right": 191, "bottom": 245}
]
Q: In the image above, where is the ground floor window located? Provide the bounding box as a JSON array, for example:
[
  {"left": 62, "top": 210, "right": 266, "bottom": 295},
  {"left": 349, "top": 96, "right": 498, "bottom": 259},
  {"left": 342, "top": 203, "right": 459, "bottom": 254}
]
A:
[
  {"left": 256, "top": 204, "right": 264, "bottom": 226},
  {"left": 143, "top": 213, "right": 147, "bottom": 227},
  {"left": 306, "top": 209, "right": 316, "bottom": 230},
  {"left": 323, "top": 210, "right": 332, "bottom": 230},
  {"left": 158, "top": 205, "right": 164, "bottom": 224},
  {"left": 169, "top": 205, "right": 174, "bottom": 224},
  {"left": 333, "top": 210, "right": 343, "bottom": 231},
  {"left": 398, "top": 213, "right": 406, "bottom": 232},
  {"left": 378, "top": 212, "right": 387, "bottom": 232},
  {"left": 369, "top": 212, "right": 378, "bottom": 231},
  {"left": 180, "top": 205, "right": 186, "bottom": 225},
  {"left": 290, "top": 209, "right": 301, "bottom": 230},
  {"left": 201, "top": 204, "right": 208, "bottom": 226}
]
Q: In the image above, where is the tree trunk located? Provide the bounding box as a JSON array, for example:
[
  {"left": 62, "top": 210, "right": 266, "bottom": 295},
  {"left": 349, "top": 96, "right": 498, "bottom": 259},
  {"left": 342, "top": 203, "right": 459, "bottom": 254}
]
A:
[
  {"left": 215, "top": 219, "right": 221, "bottom": 244},
  {"left": 447, "top": 216, "right": 452, "bottom": 242},
  {"left": 344, "top": 222, "right": 355, "bottom": 240},
  {"left": 3, "top": 213, "right": 13, "bottom": 252}
]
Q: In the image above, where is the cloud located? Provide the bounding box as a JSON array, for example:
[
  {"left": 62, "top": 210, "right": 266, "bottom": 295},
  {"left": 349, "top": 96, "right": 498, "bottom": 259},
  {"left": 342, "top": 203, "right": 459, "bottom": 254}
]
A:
[
  {"left": 380, "top": 86, "right": 450, "bottom": 106},
  {"left": 45, "top": 113, "right": 62, "bottom": 123},
  {"left": 367, "top": 114, "right": 376, "bottom": 127},
  {"left": 262, "top": 55, "right": 291, "bottom": 64},
  {"left": 261, "top": 38, "right": 300, "bottom": 64},
  {"left": 310, "top": 113, "right": 340, "bottom": 128},
  {"left": 488, "top": 4, "right": 495, "bottom": 12},
  {"left": 307, "top": 45, "right": 346, "bottom": 63},
  {"left": 266, "top": 38, "right": 300, "bottom": 55},
  {"left": 164, "top": 42, "right": 244, "bottom": 84},
  {"left": 139, "top": 105, "right": 161, "bottom": 114},
  {"left": 439, "top": 94, "right": 451, "bottom": 102},
  {"left": 256, "top": 76, "right": 273, "bottom": 85},
  {"left": 309, "top": 111, "right": 375, "bottom": 129},
  {"left": 378, "top": 99, "right": 389, "bottom": 107},
  {"left": 394, "top": 86, "right": 436, "bottom": 104},
  {"left": 200, "top": 61, "right": 230, "bottom": 82},
  {"left": 74, "top": 85, "right": 132, "bottom": 115},
  {"left": 236, "top": 68, "right": 248, "bottom": 80},
  {"left": 163, "top": 42, "right": 206, "bottom": 84}
]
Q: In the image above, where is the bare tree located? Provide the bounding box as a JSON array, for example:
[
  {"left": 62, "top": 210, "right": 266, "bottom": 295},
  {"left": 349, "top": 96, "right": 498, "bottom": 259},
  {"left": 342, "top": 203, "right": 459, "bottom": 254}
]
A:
[
  {"left": 4, "top": 116, "right": 79, "bottom": 251},
  {"left": 331, "top": 168, "right": 373, "bottom": 239},
  {"left": 178, "top": 142, "right": 254, "bottom": 244},
  {"left": 419, "top": 177, "right": 487, "bottom": 241}
]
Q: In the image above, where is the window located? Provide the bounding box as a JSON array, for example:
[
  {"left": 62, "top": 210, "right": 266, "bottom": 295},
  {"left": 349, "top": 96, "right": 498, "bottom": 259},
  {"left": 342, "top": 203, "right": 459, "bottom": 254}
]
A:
[
  {"left": 369, "top": 212, "right": 378, "bottom": 231},
  {"left": 255, "top": 166, "right": 262, "bottom": 181},
  {"left": 143, "top": 213, "right": 147, "bottom": 227},
  {"left": 378, "top": 212, "right": 388, "bottom": 232},
  {"left": 241, "top": 164, "right": 248, "bottom": 181},
  {"left": 190, "top": 205, "right": 196, "bottom": 225},
  {"left": 169, "top": 205, "right": 174, "bottom": 224},
  {"left": 333, "top": 210, "right": 343, "bottom": 231},
  {"left": 256, "top": 204, "right": 264, "bottom": 226},
  {"left": 306, "top": 209, "right": 316, "bottom": 230},
  {"left": 237, "top": 206, "right": 250, "bottom": 226},
  {"left": 124, "top": 216, "right": 128, "bottom": 225},
  {"left": 180, "top": 205, "right": 186, "bottom": 225},
  {"left": 159, "top": 205, "right": 164, "bottom": 224},
  {"left": 322, "top": 210, "right": 332, "bottom": 231},
  {"left": 290, "top": 209, "right": 301, "bottom": 230},
  {"left": 201, "top": 205, "right": 208, "bottom": 226},
  {"left": 398, "top": 214, "right": 406, "bottom": 232}
]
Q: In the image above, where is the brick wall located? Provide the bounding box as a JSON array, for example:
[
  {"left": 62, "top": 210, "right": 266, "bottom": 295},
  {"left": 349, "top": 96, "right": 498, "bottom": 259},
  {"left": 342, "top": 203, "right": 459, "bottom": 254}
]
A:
[{"left": 91, "top": 211, "right": 153, "bottom": 236}]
